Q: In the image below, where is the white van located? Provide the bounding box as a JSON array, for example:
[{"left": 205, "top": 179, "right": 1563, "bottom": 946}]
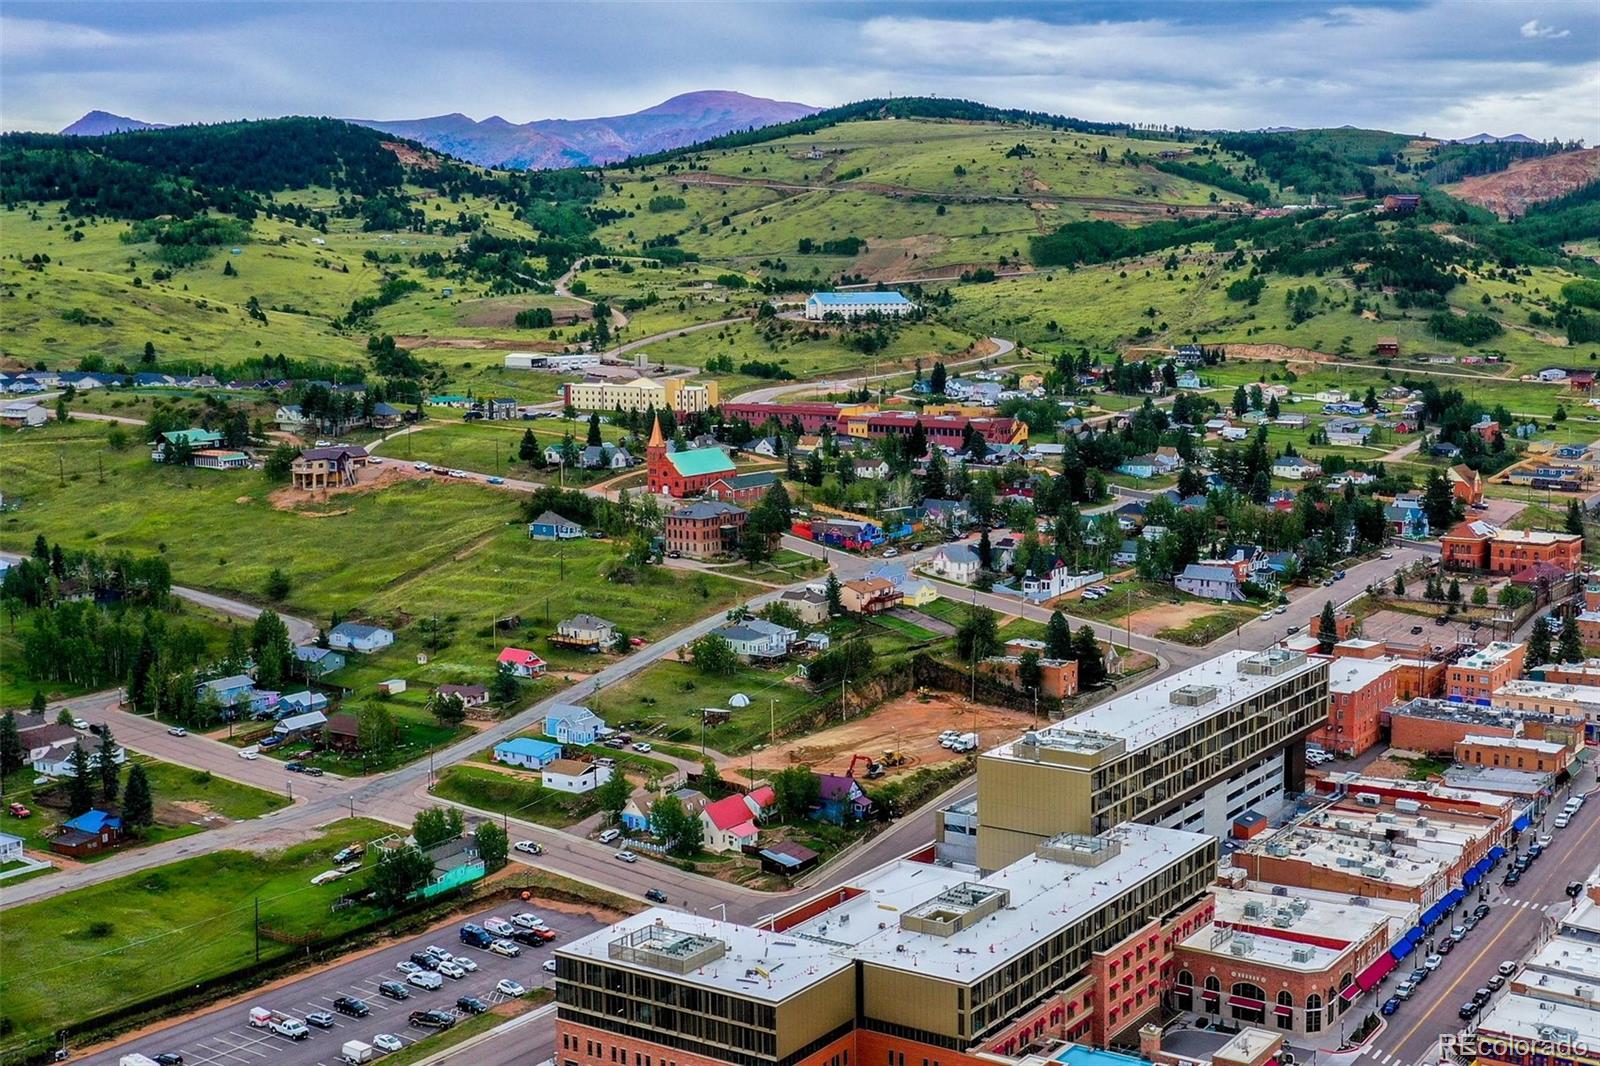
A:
[
  {"left": 341, "top": 1040, "right": 375, "bottom": 1064},
  {"left": 407, "top": 970, "right": 443, "bottom": 991},
  {"left": 598, "top": 828, "right": 621, "bottom": 845}
]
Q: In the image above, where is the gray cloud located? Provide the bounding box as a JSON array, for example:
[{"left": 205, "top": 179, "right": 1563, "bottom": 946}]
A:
[{"left": 2, "top": 1, "right": 1595, "bottom": 142}]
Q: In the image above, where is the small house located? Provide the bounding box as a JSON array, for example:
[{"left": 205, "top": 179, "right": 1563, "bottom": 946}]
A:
[
  {"left": 294, "top": 645, "right": 346, "bottom": 678},
  {"left": 0, "top": 402, "right": 47, "bottom": 429},
  {"left": 713, "top": 618, "right": 797, "bottom": 661},
  {"left": 326, "top": 713, "right": 361, "bottom": 754},
  {"left": 1116, "top": 455, "right": 1158, "bottom": 479},
  {"left": 327, "top": 622, "right": 394, "bottom": 654},
  {"left": 929, "top": 543, "right": 981, "bottom": 583},
  {"left": 701, "top": 794, "right": 760, "bottom": 853},
  {"left": 544, "top": 703, "right": 605, "bottom": 745},
  {"left": 492, "top": 737, "right": 564, "bottom": 770},
  {"left": 1272, "top": 455, "right": 1322, "bottom": 480},
  {"left": 815, "top": 774, "right": 872, "bottom": 824},
  {"left": 528, "top": 511, "right": 586, "bottom": 540},
  {"left": 273, "top": 710, "right": 328, "bottom": 741},
  {"left": 551, "top": 614, "right": 618, "bottom": 652},
  {"left": 1375, "top": 337, "right": 1400, "bottom": 357},
  {"left": 0, "top": 832, "right": 22, "bottom": 865},
  {"left": 541, "top": 758, "right": 610, "bottom": 794},
  {"left": 1175, "top": 562, "right": 1246, "bottom": 602},
  {"left": 497, "top": 647, "right": 546, "bottom": 678},
  {"left": 50, "top": 810, "right": 123, "bottom": 857},
  {"left": 196, "top": 674, "right": 258, "bottom": 710},
  {"left": 839, "top": 577, "right": 902, "bottom": 616},
  {"left": 777, "top": 588, "right": 830, "bottom": 626},
  {"left": 437, "top": 684, "right": 489, "bottom": 709},
  {"left": 279, "top": 690, "right": 330, "bottom": 716}
]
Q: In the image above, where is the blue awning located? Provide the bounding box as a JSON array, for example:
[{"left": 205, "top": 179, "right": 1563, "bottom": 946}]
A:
[
  {"left": 1513, "top": 813, "right": 1531, "bottom": 831},
  {"left": 1422, "top": 901, "right": 1447, "bottom": 926},
  {"left": 1443, "top": 888, "right": 1466, "bottom": 911},
  {"left": 1489, "top": 845, "right": 1507, "bottom": 861},
  {"left": 1390, "top": 930, "right": 1421, "bottom": 961},
  {"left": 1464, "top": 865, "right": 1483, "bottom": 888}
]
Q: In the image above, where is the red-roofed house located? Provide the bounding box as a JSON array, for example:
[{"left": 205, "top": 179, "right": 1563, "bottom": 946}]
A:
[
  {"left": 1447, "top": 464, "right": 1484, "bottom": 506},
  {"left": 700, "top": 794, "right": 760, "bottom": 853},
  {"left": 743, "top": 785, "right": 777, "bottom": 820},
  {"left": 498, "top": 647, "right": 546, "bottom": 678}
]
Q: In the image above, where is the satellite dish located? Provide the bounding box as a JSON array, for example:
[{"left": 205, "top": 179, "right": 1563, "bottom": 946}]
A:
[{"left": 729, "top": 693, "right": 751, "bottom": 708}]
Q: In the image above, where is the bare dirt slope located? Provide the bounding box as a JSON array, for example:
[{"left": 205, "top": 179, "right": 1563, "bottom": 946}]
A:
[{"left": 1443, "top": 149, "right": 1600, "bottom": 218}]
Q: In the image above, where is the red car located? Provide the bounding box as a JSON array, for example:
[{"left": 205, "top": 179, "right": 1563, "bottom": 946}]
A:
[{"left": 8, "top": 802, "right": 31, "bottom": 818}]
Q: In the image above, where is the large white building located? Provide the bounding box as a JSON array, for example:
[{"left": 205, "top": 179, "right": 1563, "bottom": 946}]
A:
[
  {"left": 505, "top": 352, "right": 601, "bottom": 372},
  {"left": 804, "top": 291, "right": 916, "bottom": 320}
]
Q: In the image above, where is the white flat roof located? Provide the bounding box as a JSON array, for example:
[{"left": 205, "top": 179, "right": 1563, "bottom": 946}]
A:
[
  {"left": 557, "top": 908, "right": 853, "bottom": 1004},
  {"left": 1328, "top": 657, "right": 1399, "bottom": 695},
  {"left": 1476, "top": 992, "right": 1598, "bottom": 1044},
  {"left": 1456, "top": 641, "right": 1524, "bottom": 669},
  {"left": 986, "top": 649, "right": 1323, "bottom": 759},
  {"left": 1182, "top": 924, "right": 1345, "bottom": 971},
  {"left": 784, "top": 823, "right": 1214, "bottom": 984},
  {"left": 1460, "top": 733, "right": 1567, "bottom": 755},
  {"left": 1527, "top": 931, "right": 1600, "bottom": 984},
  {"left": 1209, "top": 886, "right": 1392, "bottom": 945},
  {"left": 1496, "top": 678, "right": 1600, "bottom": 705}
]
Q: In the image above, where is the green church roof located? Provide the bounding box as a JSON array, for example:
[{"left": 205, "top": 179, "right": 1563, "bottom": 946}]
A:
[{"left": 667, "top": 447, "right": 736, "bottom": 478}]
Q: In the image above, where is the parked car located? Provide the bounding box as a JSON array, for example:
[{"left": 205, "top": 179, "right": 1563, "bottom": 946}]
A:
[
  {"left": 377, "top": 981, "right": 410, "bottom": 1001},
  {"left": 1474, "top": 903, "right": 1492, "bottom": 920},
  {"left": 238, "top": 750, "right": 259, "bottom": 760},
  {"left": 71, "top": 718, "right": 89, "bottom": 730},
  {"left": 1438, "top": 937, "right": 1456, "bottom": 955},
  {"left": 598, "top": 828, "right": 621, "bottom": 845},
  {"left": 614, "top": 850, "right": 638, "bottom": 863},
  {"left": 1473, "top": 988, "right": 1493, "bottom": 1007},
  {"left": 437, "top": 960, "right": 466, "bottom": 979},
  {"left": 1450, "top": 925, "right": 1467, "bottom": 940},
  {"left": 632, "top": 742, "right": 653, "bottom": 753},
  {"left": 486, "top": 477, "right": 504, "bottom": 485},
  {"left": 1504, "top": 870, "right": 1522, "bottom": 886},
  {"left": 410, "top": 950, "right": 438, "bottom": 970},
  {"left": 1409, "top": 967, "right": 1428, "bottom": 985},
  {"left": 1381, "top": 996, "right": 1401, "bottom": 1016},
  {"left": 303, "top": 766, "right": 324, "bottom": 777},
  {"left": 1486, "top": 974, "right": 1506, "bottom": 991},
  {"left": 408, "top": 1009, "right": 455, "bottom": 1030},
  {"left": 1394, "top": 982, "right": 1416, "bottom": 1001},
  {"left": 153, "top": 1055, "right": 184, "bottom": 1066},
  {"left": 489, "top": 939, "right": 521, "bottom": 958},
  {"left": 372, "top": 1034, "right": 404, "bottom": 1053},
  {"left": 452, "top": 955, "right": 478, "bottom": 972},
  {"left": 482, "top": 917, "right": 517, "bottom": 936},
  {"left": 307, "top": 1011, "right": 336, "bottom": 1030},
  {"left": 406, "top": 970, "right": 442, "bottom": 991},
  {"left": 543, "top": 959, "right": 558, "bottom": 974},
  {"left": 1458, "top": 1001, "right": 1479, "bottom": 1020},
  {"left": 1498, "top": 961, "right": 1518, "bottom": 976},
  {"left": 1570, "top": 881, "right": 1586, "bottom": 898},
  {"left": 396, "top": 961, "right": 422, "bottom": 976},
  {"left": 334, "top": 997, "right": 371, "bottom": 1017},
  {"left": 511, "top": 913, "right": 546, "bottom": 930},
  {"left": 285, "top": 762, "right": 305, "bottom": 773},
  {"left": 456, "top": 997, "right": 489, "bottom": 1015},
  {"left": 514, "top": 840, "right": 544, "bottom": 856},
  {"left": 167, "top": 726, "right": 187, "bottom": 737},
  {"left": 1424, "top": 954, "right": 1444, "bottom": 971},
  {"left": 496, "top": 979, "right": 527, "bottom": 997},
  {"left": 7, "top": 802, "right": 30, "bottom": 818},
  {"left": 1555, "top": 814, "right": 1571, "bottom": 828}
]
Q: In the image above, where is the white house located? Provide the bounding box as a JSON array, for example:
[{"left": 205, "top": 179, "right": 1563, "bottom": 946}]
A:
[
  {"left": 804, "top": 291, "right": 916, "bottom": 321},
  {"left": 327, "top": 622, "right": 394, "bottom": 654},
  {"left": 33, "top": 740, "right": 126, "bottom": 778},
  {"left": 1175, "top": 562, "right": 1246, "bottom": 602},
  {"left": 541, "top": 758, "right": 611, "bottom": 795},
  {"left": 1017, "top": 564, "right": 1102, "bottom": 604},
  {"left": 1, "top": 402, "right": 47, "bottom": 428},
  {"left": 929, "top": 543, "right": 981, "bottom": 583},
  {"left": 700, "top": 794, "right": 760, "bottom": 853},
  {"left": 1272, "top": 455, "right": 1322, "bottom": 480},
  {"left": 0, "top": 832, "right": 22, "bottom": 864},
  {"left": 713, "top": 618, "right": 797, "bottom": 660}
]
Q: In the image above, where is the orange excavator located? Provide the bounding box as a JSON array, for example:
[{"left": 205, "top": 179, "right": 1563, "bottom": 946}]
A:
[{"left": 846, "top": 754, "right": 885, "bottom": 780}]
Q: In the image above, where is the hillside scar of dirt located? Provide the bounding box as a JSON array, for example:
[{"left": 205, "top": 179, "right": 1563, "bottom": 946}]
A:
[{"left": 1444, "top": 148, "right": 1600, "bottom": 218}]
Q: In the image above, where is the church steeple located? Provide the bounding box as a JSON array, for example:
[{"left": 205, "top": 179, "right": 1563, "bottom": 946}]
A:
[{"left": 647, "top": 414, "right": 665, "bottom": 450}]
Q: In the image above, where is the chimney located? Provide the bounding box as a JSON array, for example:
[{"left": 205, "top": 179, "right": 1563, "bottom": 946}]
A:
[{"left": 1140, "top": 1023, "right": 1163, "bottom": 1061}]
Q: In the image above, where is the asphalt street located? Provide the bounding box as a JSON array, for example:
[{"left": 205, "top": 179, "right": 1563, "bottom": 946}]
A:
[{"left": 75, "top": 899, "right": 600, "bottom": 1066}]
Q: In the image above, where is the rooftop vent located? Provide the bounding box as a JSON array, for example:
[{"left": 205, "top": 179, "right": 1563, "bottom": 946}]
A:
[
  {"left": 1239, "top": 648, "right": 1308, "bottom": 677},
  {"left": 1291, "top": 946, "right": 1314, "bottom": 964},
  {"left": 900, "top": 882, "right": 1010, "bottom": 937},
  {"left": 1230, "top": 935, "right": 1256, "bottom": 957},
  {"left": 608, "top": 924, "right": 727, "bottom": 974},
  {"left": 1038, "top": 831, "right": 1123, "bottom": 868},
  {"left": 1172, "top": 684, "right": 1220, "bottom": 707}
]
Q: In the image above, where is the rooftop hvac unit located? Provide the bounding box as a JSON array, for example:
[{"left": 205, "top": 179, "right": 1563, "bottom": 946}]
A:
[
  {"left": 1377, "top": 812, "right": 1397, "bottom": 824},
  {"left": 1425, "top": 828, "right": 1439, "bottom": 838},
  {"left": 1356, "top": 794, "right": 1381, "bottom": 807},
  {"left": 1290, "top": 898, "right": 1310, "bottom": 915},
  {"left": 1416, "top": 816, "right": 1430, "bottom": 827},
  {"left": 1272, "top": 913, "right": 1295, "bottom": 928},
  {"left": 1335, "top": 819, "right": 1355, "bottom": 831},
  {"left": 1230, "top": 935, "right": 1255, "bottom": 957},
  {"left": 1361, "top": 863, "right": 1386, "bottom": 878},
  {"left": 1243, "top": 900, "right": 1266, "bottom": 918},
  {"left": 1395, "top": 798, "right": 1422, "bottom": 813},
  {"left": 1267, "top": 843, "right": 1290, "bottom": 857},
  {"left": 1291, "top": 946, "right": 1314, "bottom": 964}
]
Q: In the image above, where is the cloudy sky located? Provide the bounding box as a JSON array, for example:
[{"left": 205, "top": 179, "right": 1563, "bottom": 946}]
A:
[{"left": 4, "top": 1, "right": 1597, "bottom": 141}]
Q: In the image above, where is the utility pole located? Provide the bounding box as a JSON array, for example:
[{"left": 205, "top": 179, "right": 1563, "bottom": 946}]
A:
[{"left": 254, "top": 896, "right": 261, "bottom": 962}]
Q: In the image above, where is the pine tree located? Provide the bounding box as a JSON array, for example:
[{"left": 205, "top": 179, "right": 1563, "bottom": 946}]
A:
[
  {"left": 1567, "top": 499, "right": 1585, "bottom": 537},
  {"left": 824, "top": 573, "right": 843, "bottom": 617},
  {"left": 1557, "top": 618, "right": 1584, "bottom": 665},
  {"left": 98, "top": 726, "right": 120, "bottom": 805},
  {"left": 1231, "top": 385, "right": 1248, "bottom": 417},
  {"left": 586, "top": 412, "right": 602, "bottom": 447},
  {"left": 977, "top": 528, "right": 993, "bottom": 570},
  {"left": 1392, "top": 572, "right": 1406, "bottom": 596},
  {"left": 67, "top": 742, "right": 94, "bottom": 815},
  {"left": 1074, "top": 625, "right": 1106, "bottom": 688},
  {"left": 1528, "top": 616, "right": 1553, "bottom": 666},
  {"left": 1046, "top": 611, "right": 1073, "bottom": 659},
  {"left": 518, "top": 428, "right": 537, "bottom": 463},
  {"left": 122, "top": 763, "right": 154, "bottom": 830},
  {"left": 1317, "top": 601, "right": 1338, "bottom": 653},
  {"left": 0, "top": 710, "right": 24, "bottom": 777}
]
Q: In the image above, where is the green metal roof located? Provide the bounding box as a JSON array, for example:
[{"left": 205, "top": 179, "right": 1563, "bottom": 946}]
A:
[
  {"left": 162, "top": 428, "right": 224, "bottom": 445},
  {"left": 667, "top": 447, "right": 735, "bottom": 477}
]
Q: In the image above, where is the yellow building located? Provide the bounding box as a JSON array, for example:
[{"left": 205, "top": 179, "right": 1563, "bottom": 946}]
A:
[{"left": 561, "top": 377, "right": 718, "bottom": 414}]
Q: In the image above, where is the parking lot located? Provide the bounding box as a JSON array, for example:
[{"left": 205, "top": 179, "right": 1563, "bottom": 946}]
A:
[{"left": 78, "top": 898, "right": 605, "bottom": 1066}]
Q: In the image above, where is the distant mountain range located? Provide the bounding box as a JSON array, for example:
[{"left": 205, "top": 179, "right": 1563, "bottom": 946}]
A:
[
  {"left": 57, "top": 90, "right": 818, "bottom": 169},
  {"left": 1450, "top": 132, "right": 1538, "bottom": 145}
]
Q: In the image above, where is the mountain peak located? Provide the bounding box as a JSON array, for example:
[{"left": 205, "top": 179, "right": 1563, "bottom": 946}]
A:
[{"left": 60, "top": 110, "right": 166, "bottom": 136}]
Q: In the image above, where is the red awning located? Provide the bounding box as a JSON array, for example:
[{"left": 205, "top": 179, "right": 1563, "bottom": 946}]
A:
[
  {"left": 1339, "top": 983, "right": 1362, "bottom": 1003},
  {"left": 1200, "top": 988, "right": 1220, "bottom": 999},
  {"left": 1273, "top": 1005, "right": 1294, "bottom": 1017},
  {"left": 1228, "top": 995, "right": 1267, "bottom": 1010},
  {"left": 1356, "top": 954, "right": 1397, "bottom": 992}
]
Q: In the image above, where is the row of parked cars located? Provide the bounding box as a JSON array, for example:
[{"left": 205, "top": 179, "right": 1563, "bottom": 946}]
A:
[{"left": 1383, "top": 902, "right": 1497, "bottom": 1018}]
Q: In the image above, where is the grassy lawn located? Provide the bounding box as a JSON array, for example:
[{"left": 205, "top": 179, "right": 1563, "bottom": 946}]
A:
[
  {"left": 431, "top": 764, "right": 601, "bottom": 828},
  {"left": 869, "top": 614, "right": 939, "bottom": 641},
  {"left": 599, "top": 658, "right": 834, "bottom": 756},
  {"left": 0, "top": 755, "right": 291, "bottom": 858},
  {"left": 1156, "top": 609, "right": 1260, "bottom": 647},
  {"left": 0, "top": 818, "right": 392, "bottom": 1054}
]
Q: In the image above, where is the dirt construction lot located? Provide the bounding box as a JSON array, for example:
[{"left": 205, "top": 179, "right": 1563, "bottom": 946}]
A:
[{"left": 731, "top": 691, "right": 1040, "bottom": 781}]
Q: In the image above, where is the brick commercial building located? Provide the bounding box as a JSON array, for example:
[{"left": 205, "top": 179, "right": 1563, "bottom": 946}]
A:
[
  {"left": 719, "top": 400, "right": 875, "bottom": 435},
  {"left": 1173, "top": 887, "right": 1405, "bottom": 1039},
  {"left": 664, "top": 500, "right": 746, "bottom": 559},
  {"left": 1306, "top": 774, "right": 1515, "bottom": 838},
  {"left": 1575, "top": 584, "right": 1600, "bottom": 648},
  {"left": 553, "top": 824, "right": 1218, "bottom": 1066},
  {"left": 1387, "top": 697, "right": 1585, "bottom": 755},
  {"left": 1311, "top": 658, "right": 1399, "bottom": 756},
  {"left": 1446, "top": 641, "right": 1527, "bottom": 702},
  {"left": 975, "top": 648, "right": 1328, "bottom": 868},
  {"left": 1494, "top": 678, "right": 1600, "bottom": 745},
  {"left": 841, "top": 410, "right": 1026, "bottom": 448},
  {"left": 1471, "top": 894, "right": 1600, "bottom": 1066},
  {"left": 981, "top": 654, "right": 1080, "bottom": 699},
  {"left": 1454, "top": 734, "right": 1574, "bottom": 776},
  {"left": 1443, "top": 522, "right": 1583, "bottom": 574}
]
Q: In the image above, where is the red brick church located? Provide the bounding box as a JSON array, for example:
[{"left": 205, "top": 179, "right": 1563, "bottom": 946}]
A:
[{"left": 646, "top": 416, "right": 736, "bottom": 498}]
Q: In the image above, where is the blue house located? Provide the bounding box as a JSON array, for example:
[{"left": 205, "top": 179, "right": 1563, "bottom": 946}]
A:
[
  {"left": 493, "top": 737, "right": 564, "bottom": 770},
  {"left": 294, "top": 645, "right": 346, "bottom": 678},
  {"left": 1386, "top": 501, "right": 1430, "bottom": 539},
  {"left": 814, "top": 774, "right": 873, "bottom": 824},
  {"left": 196, "top": 674, "right": 258, "bottom": 710},
  {"left": 544, "top": 704, "right": 606, "bottom": 745},
  {"left": 279, "top": 690, "right": 330, "bottom": 716},
  {"left": 1117, "top": 456, "right": 1158, "bottom": 479},
  {"left": 527, "top": 510, "right": 586, "bottom": 540}
]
